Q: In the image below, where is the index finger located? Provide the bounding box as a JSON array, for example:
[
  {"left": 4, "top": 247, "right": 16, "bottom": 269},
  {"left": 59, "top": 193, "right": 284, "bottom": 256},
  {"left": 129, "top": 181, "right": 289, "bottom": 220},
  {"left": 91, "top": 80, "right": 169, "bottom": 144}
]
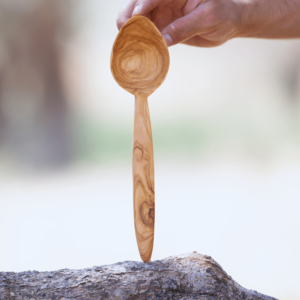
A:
[{"left": 117, "top": 0, "right": 137, "bottom": 30}]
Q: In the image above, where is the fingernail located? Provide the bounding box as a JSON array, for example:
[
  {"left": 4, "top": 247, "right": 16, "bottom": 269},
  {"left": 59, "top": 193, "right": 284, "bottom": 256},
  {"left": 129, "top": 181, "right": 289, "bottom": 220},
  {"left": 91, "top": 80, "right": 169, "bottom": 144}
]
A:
[
  {"left": 132, "top": 5, "right": 141, "bottom": 15},
  {"left": 162, "top": 33, "right": 173, "bottom": 46}
]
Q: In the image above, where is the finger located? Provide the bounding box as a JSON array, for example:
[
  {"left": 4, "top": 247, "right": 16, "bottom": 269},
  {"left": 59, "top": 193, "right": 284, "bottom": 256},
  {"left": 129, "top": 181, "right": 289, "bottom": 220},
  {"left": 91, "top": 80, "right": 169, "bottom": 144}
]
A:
[
  {"left": 181, "top": 35, "right": 226, "bottom": 47},
  {"left": 132, "top": 0, "right": 172, "bottom": 16},
  {"left": 117, "top": 0, "right": 137, "bottom": 30},
  {"left": 161, "top": 5, "right": 211, "bottom": 46},
  {"left": 145, "top": 11, "right": 153, "bottom": 21}
]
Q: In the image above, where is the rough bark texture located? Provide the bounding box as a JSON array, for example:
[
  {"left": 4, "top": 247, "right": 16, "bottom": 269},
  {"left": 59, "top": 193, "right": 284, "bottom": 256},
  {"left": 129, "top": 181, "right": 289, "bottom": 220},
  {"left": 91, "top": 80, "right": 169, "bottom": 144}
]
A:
[{"left": 0, "top": 252, "right": 277, "bottom": 300}]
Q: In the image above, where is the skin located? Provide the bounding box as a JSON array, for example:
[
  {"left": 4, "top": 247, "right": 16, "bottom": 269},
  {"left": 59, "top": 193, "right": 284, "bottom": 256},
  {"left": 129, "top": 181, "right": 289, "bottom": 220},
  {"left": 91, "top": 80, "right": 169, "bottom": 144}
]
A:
[{"left": 117, "top": 0, "right": 300, "bottom": 47}]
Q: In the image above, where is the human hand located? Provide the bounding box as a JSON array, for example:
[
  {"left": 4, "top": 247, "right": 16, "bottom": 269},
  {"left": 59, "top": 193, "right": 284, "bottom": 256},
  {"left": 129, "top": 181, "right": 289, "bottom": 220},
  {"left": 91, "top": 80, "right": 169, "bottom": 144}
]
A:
[
  {"left": 117, "top": 0, "right": 300, "bottom": 47},
  {"left": 116, "top": 0, "right": 243, "bottom": 47}
]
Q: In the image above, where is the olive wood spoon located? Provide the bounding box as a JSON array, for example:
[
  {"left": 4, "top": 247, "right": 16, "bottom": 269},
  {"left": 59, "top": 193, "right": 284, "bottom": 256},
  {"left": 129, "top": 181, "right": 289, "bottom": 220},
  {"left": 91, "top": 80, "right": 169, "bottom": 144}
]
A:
[{"left": 110, "top": 15, "right": 170, "bottom": 262}]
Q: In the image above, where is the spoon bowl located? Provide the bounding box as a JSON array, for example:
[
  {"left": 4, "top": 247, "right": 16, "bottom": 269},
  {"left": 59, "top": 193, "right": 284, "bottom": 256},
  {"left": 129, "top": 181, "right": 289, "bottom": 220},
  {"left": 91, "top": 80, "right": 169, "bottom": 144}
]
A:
[
  {"left": 111, "top": 15, "right": 169, "bottom": 96},
  {"left": 111, "top": 15, "right": 169, "bottom": 262}
]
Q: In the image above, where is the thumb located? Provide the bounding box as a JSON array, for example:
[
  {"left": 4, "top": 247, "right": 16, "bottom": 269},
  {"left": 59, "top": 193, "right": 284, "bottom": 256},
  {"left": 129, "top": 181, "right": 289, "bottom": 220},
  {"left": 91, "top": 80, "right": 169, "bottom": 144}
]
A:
[
  {"left": 161, "top": 8, "right": 204, "bottom": 46},
  {"left": 132, "top": 0, "right": 171, "bottom": 16}
]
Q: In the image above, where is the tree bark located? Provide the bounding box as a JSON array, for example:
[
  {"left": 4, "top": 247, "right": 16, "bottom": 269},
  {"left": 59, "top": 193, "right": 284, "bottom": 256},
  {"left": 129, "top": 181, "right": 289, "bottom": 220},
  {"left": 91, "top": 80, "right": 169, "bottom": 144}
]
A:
[{"left": 0, "top": 252, "right": 277, "bottom": 300}]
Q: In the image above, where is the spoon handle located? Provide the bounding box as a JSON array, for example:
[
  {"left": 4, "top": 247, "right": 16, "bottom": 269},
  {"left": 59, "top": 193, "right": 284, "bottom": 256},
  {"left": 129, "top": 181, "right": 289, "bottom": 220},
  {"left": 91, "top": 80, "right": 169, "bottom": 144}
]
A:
[{"left": 133, "top": 93, "right": 155, "bottom": 263}]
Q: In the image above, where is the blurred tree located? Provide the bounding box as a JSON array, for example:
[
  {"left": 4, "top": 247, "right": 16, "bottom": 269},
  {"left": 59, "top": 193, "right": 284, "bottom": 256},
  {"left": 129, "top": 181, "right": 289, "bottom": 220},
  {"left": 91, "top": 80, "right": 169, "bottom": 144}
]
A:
[
  {"left": 284, "top": 54, "right": 300, "bottom": 104},
  {"left": 0, "top": 0, "right": 74, "bottom": 168}
]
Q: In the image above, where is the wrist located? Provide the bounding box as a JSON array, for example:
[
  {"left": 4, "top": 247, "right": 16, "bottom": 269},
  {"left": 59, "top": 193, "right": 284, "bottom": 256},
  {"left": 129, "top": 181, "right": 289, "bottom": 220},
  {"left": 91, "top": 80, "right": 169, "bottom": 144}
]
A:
[
  {"left": 237, "top": 0, "right": 269, "bottom": 38},
  {"left": 237, "top": 0, "right": 300, "bottom": 38}
]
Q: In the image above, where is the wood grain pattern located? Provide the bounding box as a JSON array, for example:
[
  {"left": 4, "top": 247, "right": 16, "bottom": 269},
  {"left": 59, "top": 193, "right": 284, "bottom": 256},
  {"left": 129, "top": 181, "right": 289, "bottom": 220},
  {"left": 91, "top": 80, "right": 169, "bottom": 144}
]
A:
[
  {"left": 111, "top": 15, "right": 169, "bottom": 262},
  {"left": 133, "top": 93, "right": 155, "bottom": 262},
  {"left": 110, "top": 15, "right": 170, "bottom": 96}
]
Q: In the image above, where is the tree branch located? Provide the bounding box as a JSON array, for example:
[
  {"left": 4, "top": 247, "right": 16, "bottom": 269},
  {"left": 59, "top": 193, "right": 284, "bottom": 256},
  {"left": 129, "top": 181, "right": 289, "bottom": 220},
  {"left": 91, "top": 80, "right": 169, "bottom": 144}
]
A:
[{"left": 0, "top": 252, "right": 277, "bottom": 300}]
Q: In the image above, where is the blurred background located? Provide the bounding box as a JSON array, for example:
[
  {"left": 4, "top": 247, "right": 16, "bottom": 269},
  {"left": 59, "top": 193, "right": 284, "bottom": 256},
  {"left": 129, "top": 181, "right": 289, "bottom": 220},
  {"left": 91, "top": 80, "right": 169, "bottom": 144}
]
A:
[{"left": 0, "top": 0, "right": 300, "bottom": 299}]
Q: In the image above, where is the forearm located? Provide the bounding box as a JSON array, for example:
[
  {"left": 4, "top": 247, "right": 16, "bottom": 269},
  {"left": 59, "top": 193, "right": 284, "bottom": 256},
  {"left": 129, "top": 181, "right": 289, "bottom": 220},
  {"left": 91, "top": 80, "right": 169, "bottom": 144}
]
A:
[{"left": 238, "top": 0, "right": 300, "bottom": 38}]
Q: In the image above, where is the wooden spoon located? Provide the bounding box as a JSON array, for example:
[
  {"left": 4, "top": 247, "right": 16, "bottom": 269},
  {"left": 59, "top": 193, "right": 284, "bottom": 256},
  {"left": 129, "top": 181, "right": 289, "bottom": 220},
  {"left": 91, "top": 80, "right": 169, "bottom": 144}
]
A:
[{"left": 110, "top": 15, "right": 170, "bottom": 262}]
